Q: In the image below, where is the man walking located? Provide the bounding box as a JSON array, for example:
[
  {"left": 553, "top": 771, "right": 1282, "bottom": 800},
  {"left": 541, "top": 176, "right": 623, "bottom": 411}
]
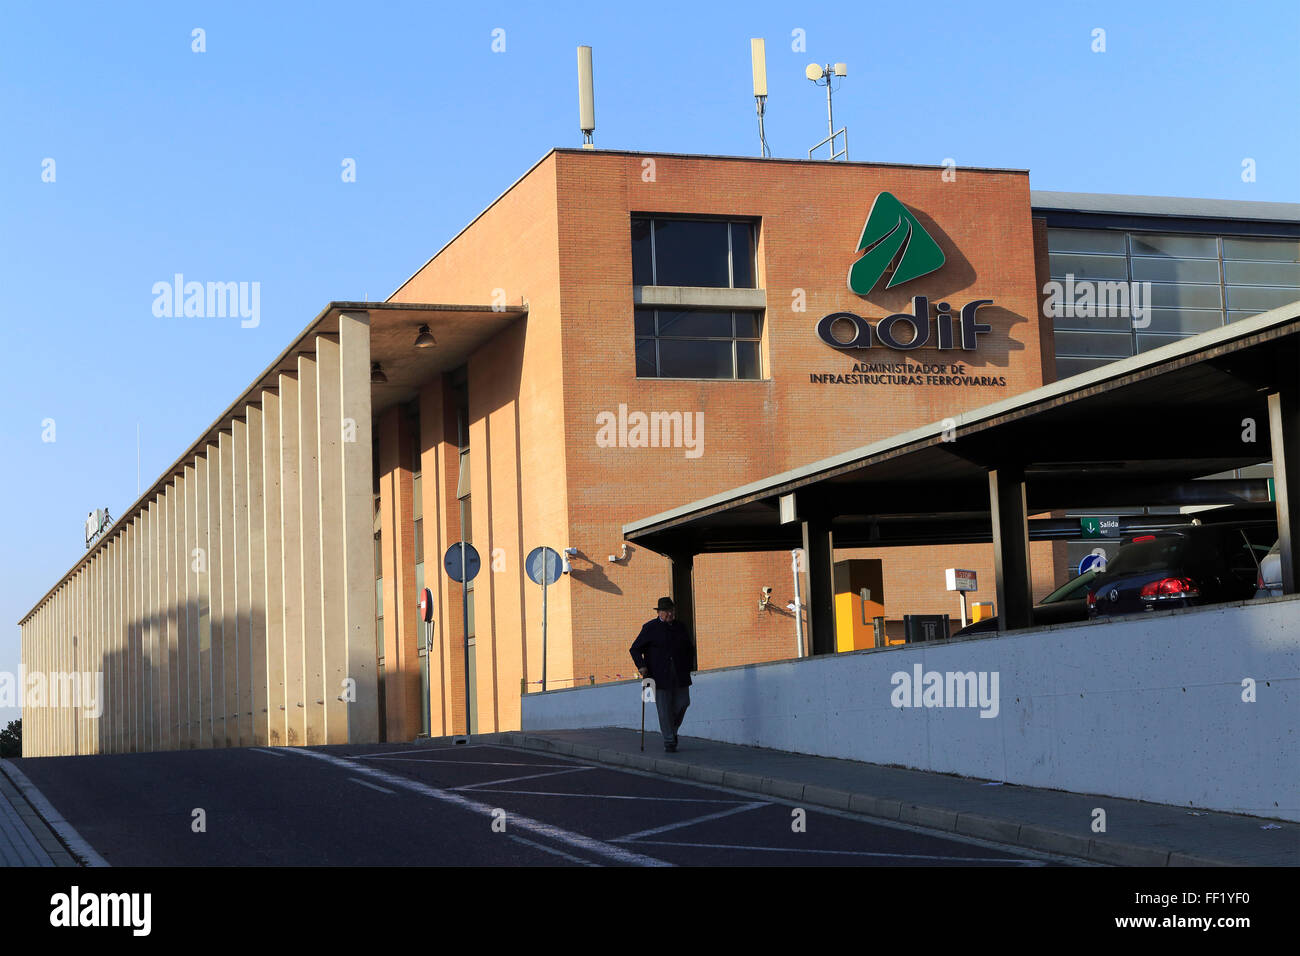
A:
[{"left": 629, "top": 597, "right": 697, "bottom": 752}]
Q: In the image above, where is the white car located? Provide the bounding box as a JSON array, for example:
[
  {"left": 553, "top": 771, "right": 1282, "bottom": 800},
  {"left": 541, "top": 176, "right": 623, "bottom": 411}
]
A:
[{"left": 1255, "top": 540, "right": 1282, "bottom": 598}]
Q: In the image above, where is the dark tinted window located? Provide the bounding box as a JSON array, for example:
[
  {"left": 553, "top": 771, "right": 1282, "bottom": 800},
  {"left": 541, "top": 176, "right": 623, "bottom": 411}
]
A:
[
  {"left": 659, "top": 340, "right": 734, "bottom": 378},
  {"left": 658, "top": 310, "right": 732, "bottom": 338},
  {"left": 653, "top": 220, "right": 730, "bottom": 287},
  {"left": 631, "top": 217, "right": 757, "bottom": 288},
  {"left": 1041, "top": 570, "right": 1099, "bottom": 604},
  {"left": 1106, "top": 538, "right": 1190, "bottom": 575},
  {"left": 631, "top": 218, "right": 653, "bottom": 286}
]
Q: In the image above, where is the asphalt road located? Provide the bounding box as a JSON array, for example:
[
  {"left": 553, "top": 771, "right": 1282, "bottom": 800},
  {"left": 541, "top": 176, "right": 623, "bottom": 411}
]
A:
[{"left": 13, "top": 742, "right": 1075, "bottom": 866}]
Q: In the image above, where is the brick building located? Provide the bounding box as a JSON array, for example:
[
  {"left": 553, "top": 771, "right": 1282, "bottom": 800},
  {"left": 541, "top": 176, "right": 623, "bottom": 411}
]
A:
[{"left": 19, "top": 149, "right": 1300, "bottom": 755}]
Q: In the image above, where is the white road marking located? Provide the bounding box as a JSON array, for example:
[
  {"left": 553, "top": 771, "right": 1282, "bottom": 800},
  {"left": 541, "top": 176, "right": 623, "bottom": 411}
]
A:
[
  {"left": 476, "top": 790, "right": 750, "bottom": 804},
  {"left": 628, "top": 839, "right": 1047, "bottom": 864},
  {"left": 360, "top": 756, "right": 577, "bottom": 769},
  {"left": 453, "top": 767, "right": 595, "bottom": 790},
  {"left": 613, "top": 801, "right": 769, "bottom": 842},
  {"left": 508, "top": 834, "right": 599, "bottom": 867},
  {"left": 286, "top": 748, "right": 672, "bottom": 867},
  {"left": 350, "top": 778, "right": 396, "bottom": 794},
  {"left": 349, "top": 745, "right": 488, "bottom": 759},
  {"left": 250, "top": 747, "right": 288, "bottom": 757}
]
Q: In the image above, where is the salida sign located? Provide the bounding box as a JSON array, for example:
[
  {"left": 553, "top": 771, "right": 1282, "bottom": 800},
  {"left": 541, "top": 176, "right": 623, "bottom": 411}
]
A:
[{"left": 818, "top": 192, "right": 993, "bottom": 354}]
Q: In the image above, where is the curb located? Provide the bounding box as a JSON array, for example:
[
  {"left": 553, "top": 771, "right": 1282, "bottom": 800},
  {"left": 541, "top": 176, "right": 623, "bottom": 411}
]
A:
[
  {"left": 499, "top": 733, "right": 1235, "bottom": 867},
  {"left": 0, "top": 760, "right": 109, "bottom": 867}
]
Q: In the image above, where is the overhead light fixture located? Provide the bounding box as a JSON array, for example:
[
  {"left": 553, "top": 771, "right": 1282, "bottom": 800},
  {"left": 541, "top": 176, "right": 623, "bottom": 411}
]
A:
[
  {"left": 414, "top": 324, "right": 437, "bottom": 349},
  {"left": 371, "top": 362, "right": 388, "bottom": 384}
]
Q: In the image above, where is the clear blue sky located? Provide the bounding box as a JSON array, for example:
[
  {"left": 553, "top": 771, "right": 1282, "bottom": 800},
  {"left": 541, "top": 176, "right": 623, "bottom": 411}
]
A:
[{"left": 2, "top": 0, "right": 1297, "bottom": 726}]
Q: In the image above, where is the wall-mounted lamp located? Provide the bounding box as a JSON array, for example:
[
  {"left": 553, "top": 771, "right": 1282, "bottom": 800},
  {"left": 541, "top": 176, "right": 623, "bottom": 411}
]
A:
[
  {"left": 413, "top": 324, "right": 437, "bottom": 349},
  {"left": 370, "top": 362, "right": 388, "bottom": 384},
  {"left": 759, "top": 586, "right": 773, "bottom": 610},
  {"left": 562, "top": 546, "right": 577, "bottom": 574}
]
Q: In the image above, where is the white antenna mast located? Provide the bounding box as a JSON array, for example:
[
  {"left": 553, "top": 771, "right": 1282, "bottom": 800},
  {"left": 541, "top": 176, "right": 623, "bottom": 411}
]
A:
[
  {"left": 577, "top": 45, "right": 596, "bottom": 148},
  {"left": 750, "top": 38, "right": 770, "bottom": 158},
  {"left": 806, "top": 61, "right": 848, "bottom": 160}
]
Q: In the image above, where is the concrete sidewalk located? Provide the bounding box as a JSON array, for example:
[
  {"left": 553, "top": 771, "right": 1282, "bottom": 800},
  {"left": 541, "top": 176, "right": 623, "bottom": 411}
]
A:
[
  {"left": 0, "top": 761, "right": 76, "bottom": 866},
  {"left": 498, "top": 728, "right": 1299, "bottom": 867}
]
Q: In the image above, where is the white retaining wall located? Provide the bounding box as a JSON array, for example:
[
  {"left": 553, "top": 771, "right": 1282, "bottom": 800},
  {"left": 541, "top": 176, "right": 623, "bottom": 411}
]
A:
[{"left": 523, "top": 597, "right": 1300, "bottom": 820}]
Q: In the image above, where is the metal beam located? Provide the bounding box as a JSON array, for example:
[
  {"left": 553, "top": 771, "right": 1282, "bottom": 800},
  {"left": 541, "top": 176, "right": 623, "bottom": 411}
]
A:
[
  {"left": 989, "top": 467, "right": 1033, "bottom": 631},
  {"left": 801, "top": 514, "right": 837, "bottom": 655},
  {"left": 1268, "top": 384, "right": 1300, "bottom": 594}
]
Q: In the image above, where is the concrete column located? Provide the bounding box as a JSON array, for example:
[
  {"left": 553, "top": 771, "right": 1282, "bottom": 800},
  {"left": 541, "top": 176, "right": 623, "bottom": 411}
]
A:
[
  {"left": 1268, "top": 385, "right": 1300, "bottom": 594},
  {"left": 180, "top": 469, "right": 196, "bottom": 749},
  {"left": 219, "top": 430, "right": 239, "bottom": 748},
  {"left": 246, "top": 406, "right": 269, "bottom": 747},
  {"left": 989, "top": 466, "right": 1033, "bottom": 631},
  {"left": 206, "top": 443, "right": 227, "bottom": 749},
  {"left": 231, "top": 419, "right": 253, "bottom": 746},
  {"left": 339, "top": 314, "right": 379, "bottom": 744},
  {"left": 316, "top": 335, "right": 348, "bottom": 743},
  {"left": 801, "top": 513, "right": 837, "bottom": 655},
  {"left": 143, "top": 506, "right": 156, "bottom": 752},
  {"left": 298, "top": 353, "right": 326, "bottom": 746},
  {"left": 159, "top": 487, "right": 174, "bottom": 751},
  {"left": 262, "top": 388, "right": 288, "bottom": 746},
  {"left": 279, "top": 372, "right": 305, "bottom": 746},
  {"left": 194, "top": 453, "right": 212, "bottom": 750}
]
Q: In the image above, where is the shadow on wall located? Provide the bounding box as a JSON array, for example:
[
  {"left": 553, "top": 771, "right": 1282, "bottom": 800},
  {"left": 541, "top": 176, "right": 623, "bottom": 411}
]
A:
[{"left": 566, "top": 547, "right": 626, "bottom": 596}]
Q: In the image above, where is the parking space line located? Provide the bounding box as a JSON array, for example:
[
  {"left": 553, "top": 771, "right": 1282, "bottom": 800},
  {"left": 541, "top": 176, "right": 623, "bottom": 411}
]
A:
[
  {"left": 286, "top": 748, "right": 672, "bottom": 867},
  {"left": 613, "top": 801, "right": 769, "bottom": 842},
  {"left": 350, "top": 778, "right": 396, "bottom": 794},
  {"left": 250, "top": 747, "right": 287, "bottom": 757},
  {"left": 362, "top": 756, "right": 578, "bottom": 769},
  {"left": 349, "top": 745, "right": 490, "bottom": 759},
  {"left": 453, "top": 767, "right": 596, "bottom": 790},
  {"left": 477, "top": 789, "right": 751, "bottom": 804},
  {"left": 508, "top": 834, "right": 599, "bottom": 867},
  {"left": 629, "top": 838, "right": 1047, "bottom": 864}
]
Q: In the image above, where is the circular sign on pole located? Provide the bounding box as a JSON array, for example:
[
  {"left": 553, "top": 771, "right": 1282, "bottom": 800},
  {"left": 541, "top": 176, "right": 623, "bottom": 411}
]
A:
[
  {"left": 444, "top": 542, "right": 481, "bottom": 583},
  {"left": 525, "top": 547, "right": 563, "bottom": 586},
  {"left": 418, "top": 587, "right": 434, "bottom": 623},
  {"left": 1078, "top": 548, "right": 1108, "bottom": 576}
]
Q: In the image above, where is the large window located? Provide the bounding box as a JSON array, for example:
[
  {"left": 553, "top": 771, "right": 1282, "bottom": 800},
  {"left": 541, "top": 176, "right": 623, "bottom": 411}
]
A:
[
  {"left": 1048, "top": 228, "right": 1300, "bottom": 377},
  {"left": 632, "top": 217, "right": 756, "bottom": 288},
  {"left": 635, "top": 308, "right": 762, "bottom": 379}
]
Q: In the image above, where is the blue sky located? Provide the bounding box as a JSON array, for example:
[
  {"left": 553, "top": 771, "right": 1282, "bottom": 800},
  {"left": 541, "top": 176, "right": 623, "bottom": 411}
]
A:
[{"left": 2, "top": 0, "right": 1297, "bottom": 726}]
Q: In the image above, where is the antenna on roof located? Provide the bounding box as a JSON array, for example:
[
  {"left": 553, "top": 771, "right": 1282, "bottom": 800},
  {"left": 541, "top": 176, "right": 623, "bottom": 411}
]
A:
[
  {"left": 806, "top": 61, "right": 848, "bottom": 160},
  {"left": 750, "top": 38, "right": 770, "bottom": 158},
  {"left": 577, "top": 45, "right": 596, "bottom": 148}
]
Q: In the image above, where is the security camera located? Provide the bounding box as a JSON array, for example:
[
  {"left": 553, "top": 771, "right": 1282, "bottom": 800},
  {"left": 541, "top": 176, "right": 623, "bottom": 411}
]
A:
[{"left": 759, "top": 586, "right": 773, "bottom": 610}]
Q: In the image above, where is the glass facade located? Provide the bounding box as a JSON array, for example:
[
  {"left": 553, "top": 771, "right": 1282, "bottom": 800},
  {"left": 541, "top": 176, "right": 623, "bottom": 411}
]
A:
[
  {"left": 1047, "top": 228, "right": 1300, "bottom": 378},
  {"left": 631, "top": 217, "right": 756, "bottom": 288},
  {"left": 634, "top": 308, "right": 762, "bottom": 379}
]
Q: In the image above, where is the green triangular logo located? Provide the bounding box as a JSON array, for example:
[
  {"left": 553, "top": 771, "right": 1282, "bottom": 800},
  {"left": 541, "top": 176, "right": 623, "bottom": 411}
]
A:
[{"left": 848, "top": 192, "right": 946, "bottom": 295}]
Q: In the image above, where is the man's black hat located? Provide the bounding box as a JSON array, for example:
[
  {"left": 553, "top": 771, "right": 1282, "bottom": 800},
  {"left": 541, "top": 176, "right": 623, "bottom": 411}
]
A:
[{"left": 655, "top": 596, "right": 675, "bottom": 611}]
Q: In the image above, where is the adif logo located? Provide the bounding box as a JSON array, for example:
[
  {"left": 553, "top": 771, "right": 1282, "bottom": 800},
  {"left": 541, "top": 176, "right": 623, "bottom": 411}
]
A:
[
  {"left": 152, "top": 274, "right": 260, "bottom": 328},
  {"left": 890, "top": 664, "right": 999, "bottom": 718},
  {"left": 50, "top": 886, "right": 151, "bottom": 936},
  {"left": 848, "top": 192, "right": 946, "bottom": 294},
  {"left": 595, "top": 404, "right": 704, "bottom": 459}
]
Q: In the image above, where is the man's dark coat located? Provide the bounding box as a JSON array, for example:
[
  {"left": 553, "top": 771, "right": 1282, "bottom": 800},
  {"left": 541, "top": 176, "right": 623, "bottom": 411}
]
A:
[{"left": 629, "top": 617, "right": 697, "bottom": 689}]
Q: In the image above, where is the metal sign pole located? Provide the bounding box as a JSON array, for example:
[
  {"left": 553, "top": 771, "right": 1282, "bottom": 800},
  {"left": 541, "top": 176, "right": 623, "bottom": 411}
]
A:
[
  {"left": 541, "top": 562, "right": 549, "bottom": 693},
  {"left": 460, "top": 540, "right": 470, "bottom": 736}
]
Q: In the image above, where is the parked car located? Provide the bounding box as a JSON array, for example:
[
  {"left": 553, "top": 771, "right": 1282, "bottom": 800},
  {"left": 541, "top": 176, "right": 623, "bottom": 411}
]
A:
[
  {"left": 953, "top": 568, "right": 1099, "bottom": 636},
  {"left": 1255, "top": 539, "right": 1282, "bottom": 598},
  {"left": 1086, "top": 522, "right": 1275, "bottom": 619}
]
